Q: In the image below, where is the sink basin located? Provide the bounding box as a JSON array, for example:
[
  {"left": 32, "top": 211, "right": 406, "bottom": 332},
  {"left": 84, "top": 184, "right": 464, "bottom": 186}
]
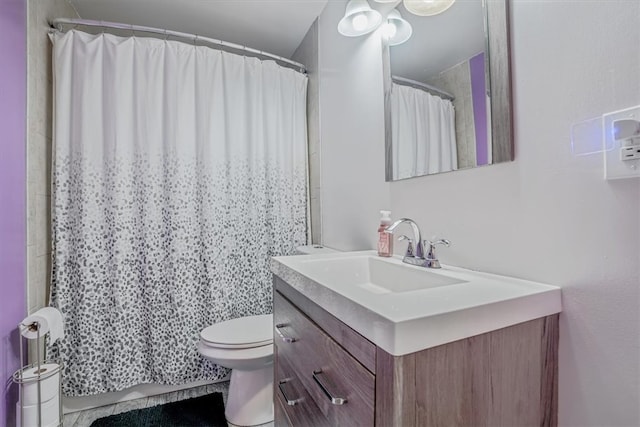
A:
[
  {"left": 271, "top": 250, "right": 562, "bottom": 356},
  {"left": 297, "top": 255, "right": 466, "bottom": 294}
]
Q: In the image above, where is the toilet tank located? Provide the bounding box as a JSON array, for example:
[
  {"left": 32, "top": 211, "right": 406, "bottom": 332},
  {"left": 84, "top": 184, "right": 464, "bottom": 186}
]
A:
[{"left": 295, "top": 245, "right": 338, "bottom": 255}]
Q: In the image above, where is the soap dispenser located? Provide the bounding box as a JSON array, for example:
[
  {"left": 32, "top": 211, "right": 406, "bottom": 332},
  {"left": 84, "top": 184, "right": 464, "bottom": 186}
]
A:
[{"left": 377, "top": 210, "right": 393, "bottom": 257}]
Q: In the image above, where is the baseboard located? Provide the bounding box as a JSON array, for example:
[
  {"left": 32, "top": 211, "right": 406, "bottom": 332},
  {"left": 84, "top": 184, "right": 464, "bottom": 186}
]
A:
[{"left": 62, "top": 377, "right": 230, "bottom": 414}]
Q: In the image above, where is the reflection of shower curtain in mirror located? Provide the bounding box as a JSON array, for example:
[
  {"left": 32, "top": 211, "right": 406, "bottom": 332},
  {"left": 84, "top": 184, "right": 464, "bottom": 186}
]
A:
[{"left": 391, "top": 83, "right": 457, "bottom": 179}]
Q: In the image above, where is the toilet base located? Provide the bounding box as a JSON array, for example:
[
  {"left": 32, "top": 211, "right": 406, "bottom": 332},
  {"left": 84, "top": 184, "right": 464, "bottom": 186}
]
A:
[{"left": 225, "top": 365, "right": 274, "bottom": 426}]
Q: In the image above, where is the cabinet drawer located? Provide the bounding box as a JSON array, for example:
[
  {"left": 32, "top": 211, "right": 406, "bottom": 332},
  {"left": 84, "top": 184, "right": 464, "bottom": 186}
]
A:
[
  {"left": 274, "top": 291, "right": 375, "bottom": 426},
  {"left": 275, "top": 346, "right": 329, "bottom": 427},
  {"left": 274, "top": 276, "right": 376, "bottom": 373},
  {"left": 275, "top": 396, "right": 289, "bottom": 427}
]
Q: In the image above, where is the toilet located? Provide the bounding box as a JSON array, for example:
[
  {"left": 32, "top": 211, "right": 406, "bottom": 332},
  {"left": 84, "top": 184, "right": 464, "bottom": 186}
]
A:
[
  {"left": 198, "top": 314, "right": 274, "bottom": 426},
  {"left": 198, "top": 246, "right": 337, "bottom": 426}
]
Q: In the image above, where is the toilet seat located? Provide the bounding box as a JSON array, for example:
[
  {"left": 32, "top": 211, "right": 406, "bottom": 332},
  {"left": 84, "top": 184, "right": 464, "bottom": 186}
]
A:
[
  {"left": 200, "top": 314, "right": 273, "bottom": 349},
  {"left": 198, "top": 342, "right": 274, "bottom": 363}
]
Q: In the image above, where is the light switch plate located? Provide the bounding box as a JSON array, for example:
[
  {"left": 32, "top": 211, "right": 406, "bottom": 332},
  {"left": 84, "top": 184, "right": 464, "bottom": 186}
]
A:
[{"left": 603, "top": 105, "right": 640, "bottom": 180}]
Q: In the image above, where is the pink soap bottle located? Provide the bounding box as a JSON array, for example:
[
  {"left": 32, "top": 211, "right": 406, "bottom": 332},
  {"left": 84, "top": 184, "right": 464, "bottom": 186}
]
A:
[{"left": 377, "top": 210, "right": 393, "bottom": 257}]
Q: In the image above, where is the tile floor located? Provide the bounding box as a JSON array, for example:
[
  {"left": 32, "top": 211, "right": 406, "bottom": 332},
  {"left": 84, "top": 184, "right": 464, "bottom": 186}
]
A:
[{"left": 61, "top": 381, "right": 273, "bottom": 427}]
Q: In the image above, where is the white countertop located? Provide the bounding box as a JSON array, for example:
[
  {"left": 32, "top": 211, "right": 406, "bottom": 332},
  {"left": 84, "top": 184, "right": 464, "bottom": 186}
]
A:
[{"left": 271, "top": 251, "right": 562, "bottom": 356}]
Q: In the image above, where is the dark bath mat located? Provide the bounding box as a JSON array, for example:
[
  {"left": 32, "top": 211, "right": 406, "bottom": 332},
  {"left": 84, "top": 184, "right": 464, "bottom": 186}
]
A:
[{"left": 90, "top": 392, "right": 227, "bottom": 427}]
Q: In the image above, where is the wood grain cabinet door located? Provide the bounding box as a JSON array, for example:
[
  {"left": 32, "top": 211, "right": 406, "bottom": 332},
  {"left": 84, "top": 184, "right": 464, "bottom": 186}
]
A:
[
  {"left": 274, "top": 291, "right": 375, "bottom": 426},
  {"left": 275, "top": 346, "right": 329, "bottom": 427}
]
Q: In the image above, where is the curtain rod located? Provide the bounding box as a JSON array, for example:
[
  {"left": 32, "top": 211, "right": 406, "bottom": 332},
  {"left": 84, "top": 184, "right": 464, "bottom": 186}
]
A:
[
  {"left": 392, "top": 75, "right": 455, "bottom": 101},
  {"left": 50, "top": 18, "right": 307, "bottom": 74}
]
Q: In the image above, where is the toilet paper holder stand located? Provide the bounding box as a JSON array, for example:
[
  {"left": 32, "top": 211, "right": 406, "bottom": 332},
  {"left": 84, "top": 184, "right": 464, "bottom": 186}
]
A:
[{"left": 12, "top": 321, "right": 63, "bottom": 427}]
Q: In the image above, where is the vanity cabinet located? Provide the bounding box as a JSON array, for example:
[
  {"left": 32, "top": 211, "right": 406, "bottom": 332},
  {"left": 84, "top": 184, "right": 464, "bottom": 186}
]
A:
[{"left": 273, "top": 276, "right": 559, "bottom": 427}]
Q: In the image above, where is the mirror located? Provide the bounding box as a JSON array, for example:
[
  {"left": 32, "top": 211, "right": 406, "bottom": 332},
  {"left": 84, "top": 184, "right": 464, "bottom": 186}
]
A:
[{"left": 383, "top": 0, "right": 513, "bottom": 181}]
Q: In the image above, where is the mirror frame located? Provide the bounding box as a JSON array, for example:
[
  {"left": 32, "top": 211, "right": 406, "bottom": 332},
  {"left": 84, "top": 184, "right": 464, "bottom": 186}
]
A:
[{"left": 383, "top": 0, "right": 513, "bottom": 182}]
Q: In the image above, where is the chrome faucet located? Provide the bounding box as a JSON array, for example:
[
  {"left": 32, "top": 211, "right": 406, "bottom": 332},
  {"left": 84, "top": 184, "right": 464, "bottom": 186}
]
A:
[
  {"left": 384, "top": 218, "right": 450, "bottom": 268},
  {"left": 385, "top": 218, "right": 424, "bottom": 262}
]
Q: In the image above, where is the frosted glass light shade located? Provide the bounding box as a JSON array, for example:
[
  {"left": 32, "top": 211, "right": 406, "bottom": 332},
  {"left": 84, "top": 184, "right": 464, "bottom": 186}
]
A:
[
  {"left": 338, "top": 0, "right": 383, "bottom": 37},
  {"left": 403, "top": 0, "right": 456, "bottom": 16},
  {"left": 385, "top": 9, "right": 412, "bottom": 46}
]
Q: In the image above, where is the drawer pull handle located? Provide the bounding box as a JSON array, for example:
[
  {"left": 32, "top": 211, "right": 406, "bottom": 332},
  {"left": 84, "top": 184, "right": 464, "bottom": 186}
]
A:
[
  {"left": 312, "top": 370, "right": 347, "bottom": 405},
  {"left": 275, "top": 323, "right": 297, "bottom": 343},
  {"left": 278, "top": 378, "right": 302, "bottom": 406}
]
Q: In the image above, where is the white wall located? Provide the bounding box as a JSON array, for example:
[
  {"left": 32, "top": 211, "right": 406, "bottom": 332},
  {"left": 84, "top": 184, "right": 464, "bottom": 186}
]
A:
[
  {"left": 319, "top": 0, "right": 640, "bottom": 425},
  {"left": 317, "top": 1, "right": 390, "bottom": 251},
  {"left": 27, "top": 0, "right": 79, "bottom": 315},
  {"left": 292, "top": 20, "right": 322, "bottom": 244}
]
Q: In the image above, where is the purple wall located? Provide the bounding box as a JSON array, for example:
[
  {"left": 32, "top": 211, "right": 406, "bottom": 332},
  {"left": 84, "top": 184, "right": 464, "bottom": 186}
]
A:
[
  {"left": 0, "top": 0, "right": 26, "bottom": 426},
  {"left": 470, "top": 52, "right": 488, "bottom": 166}
]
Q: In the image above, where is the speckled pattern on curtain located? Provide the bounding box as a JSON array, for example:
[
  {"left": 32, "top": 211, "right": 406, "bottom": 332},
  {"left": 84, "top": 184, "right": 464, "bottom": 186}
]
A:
[{"left": 49, "top": 30, "right": 308, "bottom": 396}]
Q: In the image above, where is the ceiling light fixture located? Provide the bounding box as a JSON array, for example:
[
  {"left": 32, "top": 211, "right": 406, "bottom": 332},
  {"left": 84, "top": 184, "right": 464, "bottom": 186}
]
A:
[
  {"left": 403, "top": 0, "right": 455, "bottom": 16},
  {"left": 338, "top": 0, "right": 383, "bottom": 37},
  {"left": 382, "top": 9, "right": 412, "bottom": 46}
]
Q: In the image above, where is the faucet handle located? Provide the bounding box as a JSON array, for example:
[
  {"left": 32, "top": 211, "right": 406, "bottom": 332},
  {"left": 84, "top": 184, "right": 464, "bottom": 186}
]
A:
[
  {"left": 424, "top": 238, "right": 450, "bottom": 249},
  {"left": 423, "top": 239, "right": 450, "bottom": 268},
  {"left": 398, "top": 235, "right": 414, "bottom": 257}
]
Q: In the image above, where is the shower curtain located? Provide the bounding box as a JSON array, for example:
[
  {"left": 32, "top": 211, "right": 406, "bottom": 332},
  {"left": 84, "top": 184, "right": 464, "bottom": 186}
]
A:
[
  {"left": 50, "top": 30, "right": 308, "bottom": 396},
  {"left": 391, "top": 82, "right": 457, "bottom": 179}
]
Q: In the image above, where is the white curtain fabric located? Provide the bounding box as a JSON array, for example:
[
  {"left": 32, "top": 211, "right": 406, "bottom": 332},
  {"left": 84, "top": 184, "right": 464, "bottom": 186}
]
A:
[
  {"left": 50, "top": 30, "right": 308, "bottom": 396},
  {"left": 391, "top": 82, "right": 457, "bottom": 179}
]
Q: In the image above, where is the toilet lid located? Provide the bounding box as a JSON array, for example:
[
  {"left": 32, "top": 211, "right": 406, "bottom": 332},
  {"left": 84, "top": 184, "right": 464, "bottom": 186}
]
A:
[{"left": 200, "top": 314, "right": 273, "bottom": 349}]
